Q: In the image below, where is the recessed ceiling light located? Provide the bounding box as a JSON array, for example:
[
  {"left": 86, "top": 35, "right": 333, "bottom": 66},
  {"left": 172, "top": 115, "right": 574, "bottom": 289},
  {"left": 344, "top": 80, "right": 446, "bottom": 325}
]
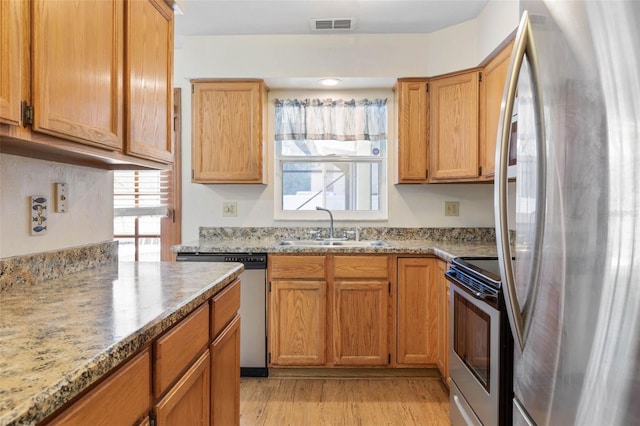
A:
[{"left": 319, "top": 78, "right": 341, "bottom": 86}]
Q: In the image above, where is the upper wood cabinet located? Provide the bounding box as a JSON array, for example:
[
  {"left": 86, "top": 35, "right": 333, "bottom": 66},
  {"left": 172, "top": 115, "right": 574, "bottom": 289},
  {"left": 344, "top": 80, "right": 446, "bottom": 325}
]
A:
[
  {"left": 429, "top": 70, "right": 480, "bottom": 181},
  {"left": 395, "top": 79, "right": 429, "bottom": 183},
  {"left": 0, "top": 0, "right": 28, "bottom": 127},
  {"left": 32, "top": 0, "right": 124, "bottom": 150},
  {"left": 191, "top": 80, "right": 268, "bottom": 183},
  {"left": 479, "top": 41, "right": 514, "bottom": 179},
  {"left": 0, "top": 0, "right": 173, "bottom": 169},
  {"left": 125, "top": 0, "right": 174, "bottom": 163}
]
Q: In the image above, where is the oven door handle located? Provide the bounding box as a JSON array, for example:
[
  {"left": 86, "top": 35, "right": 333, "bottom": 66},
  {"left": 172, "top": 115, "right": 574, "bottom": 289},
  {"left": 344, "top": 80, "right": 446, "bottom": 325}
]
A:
[
  {"left": 445, "top": 271, "right": 498, "bottom": 303},
  {"left": 495, "top": 10, "right": 547, "bottom": 351}
]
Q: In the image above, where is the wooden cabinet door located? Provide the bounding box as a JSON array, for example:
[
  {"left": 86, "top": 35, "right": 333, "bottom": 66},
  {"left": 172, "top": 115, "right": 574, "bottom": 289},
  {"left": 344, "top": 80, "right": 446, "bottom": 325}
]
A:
[
  {"left": 429, "top": 70, "right": 480, "bottom": 181},
  {"left": 210, "top": 315, "right": 240, "bottom": 426},
  {"left": 438, "top": 260, "right": 451, "bottom": 387},
  {"left": 269, "top": 280, "right": 326, "bottom": 366},
  {"left": 32, "top": 0, "right": 123, "bottom": 150},
  {"left": 191, "top": 80, "right": 266, "bottom": 183},
  {"left": 48, "top": 349, "right": 151, "bottom": 426},
  {"left": 333, "top": 280, "right": 389, "bottom": 366},
  {"left": 480, "top": 41, "right": 514, "bottom": 179},
  {"left": 125, "top": 0, "right": 174, "bottom": 163},
  {"left": 396, "top": 258, "right": 439, "bottom": 365},
  {"left": 154, "top": 350, "right": 211, "bottom": 426},
  {"left": 0, "top": 0, "right": 27, "bottom": 126},
  {"left": 396, "top": 79, "right": 429, "bottom": 182}
]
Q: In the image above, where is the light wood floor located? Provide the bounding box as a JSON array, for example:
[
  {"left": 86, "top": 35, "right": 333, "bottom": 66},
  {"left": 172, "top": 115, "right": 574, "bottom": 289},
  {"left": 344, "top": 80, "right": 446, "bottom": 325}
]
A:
[{"left": 240, "top": 376, "right": 450, "bottom": 426}]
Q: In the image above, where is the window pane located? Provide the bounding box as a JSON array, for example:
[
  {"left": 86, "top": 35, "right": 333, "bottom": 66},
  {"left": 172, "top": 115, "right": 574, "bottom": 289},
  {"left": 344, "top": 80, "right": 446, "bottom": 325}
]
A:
[
  {"left": 281, "top": 161, "right": 381, "bottom": 212},
  {"left": 138, "top": 216, "right": 161, "bottom": 235},
  {"left": 116, "top": 238, "right": 135, "bottom": 261},
  {"left": 138, "top": 238, "right": 160, "bottom": 261},
  {"left": 279, "top": 139, "right": 385, "bottom": 157},
  {"left": 114, "top": 217, "right": 136, "bottom": 235}
]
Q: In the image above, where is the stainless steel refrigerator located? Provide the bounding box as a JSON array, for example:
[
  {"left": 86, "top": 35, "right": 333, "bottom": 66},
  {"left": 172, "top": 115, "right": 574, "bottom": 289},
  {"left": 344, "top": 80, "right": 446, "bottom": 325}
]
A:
[{"left": 494, "top": 1, "right": 640, "bottom": 425}]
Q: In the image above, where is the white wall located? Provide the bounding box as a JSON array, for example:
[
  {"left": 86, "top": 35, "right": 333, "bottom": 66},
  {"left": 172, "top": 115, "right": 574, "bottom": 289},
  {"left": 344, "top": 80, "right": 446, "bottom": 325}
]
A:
[
  {"left": 477, "top": 0, "right": 521, "bottom": 61},
  {"left": 0, "top": 154, "right": 113, "bottom": 258},
  {"left": 175, "top": 13, "right": 517, "bottom": 242}
]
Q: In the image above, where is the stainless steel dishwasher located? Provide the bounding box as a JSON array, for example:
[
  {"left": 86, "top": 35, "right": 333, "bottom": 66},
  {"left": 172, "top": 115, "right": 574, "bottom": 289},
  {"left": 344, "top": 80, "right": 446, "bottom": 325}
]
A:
[{"left": 176, "top": 252, "right": 268, "bottom": 377}]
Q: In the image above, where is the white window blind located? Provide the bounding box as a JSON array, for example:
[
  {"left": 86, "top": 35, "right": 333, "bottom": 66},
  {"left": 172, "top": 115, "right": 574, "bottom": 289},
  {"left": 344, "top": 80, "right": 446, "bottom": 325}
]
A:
[{"left": 113, "top": 170, "right": 170, "bottom": 217}]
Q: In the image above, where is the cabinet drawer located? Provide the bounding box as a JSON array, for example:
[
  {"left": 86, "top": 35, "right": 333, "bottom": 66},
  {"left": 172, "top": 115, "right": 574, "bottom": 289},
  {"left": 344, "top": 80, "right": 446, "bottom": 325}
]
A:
[
  {"left": 269, "top": 255, "right": 326, "bottom": 279},
  {"left": 154, "top": 303, "right": 209, "bottom": 397},
  {"left": 211, "top": 279, "right": 241, "bottom": 338},
  {"left": 48, "top": 349, "right": 151, "bottom": 425},
  {"left": 334, "top": 255, "right": 389, "bottom": 279}
]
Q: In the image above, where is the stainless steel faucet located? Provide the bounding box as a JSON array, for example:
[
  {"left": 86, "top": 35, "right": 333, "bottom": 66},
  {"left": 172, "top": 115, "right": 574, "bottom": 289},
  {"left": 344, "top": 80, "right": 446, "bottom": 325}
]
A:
[{"left": 315, "top": 206, "right": 334, "bottom": 240}]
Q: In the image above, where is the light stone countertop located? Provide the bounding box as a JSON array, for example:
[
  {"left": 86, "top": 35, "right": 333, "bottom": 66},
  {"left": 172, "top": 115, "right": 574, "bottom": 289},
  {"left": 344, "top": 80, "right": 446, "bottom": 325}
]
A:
[{"left": 0, "top": 261, "right": 243, "bottom": 426}]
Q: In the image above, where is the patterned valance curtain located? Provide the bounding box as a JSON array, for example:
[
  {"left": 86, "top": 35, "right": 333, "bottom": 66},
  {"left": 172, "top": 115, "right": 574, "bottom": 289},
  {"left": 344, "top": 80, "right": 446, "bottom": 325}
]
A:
[{"left": 274, "top": 98, "right": 387, "bottom": 141}]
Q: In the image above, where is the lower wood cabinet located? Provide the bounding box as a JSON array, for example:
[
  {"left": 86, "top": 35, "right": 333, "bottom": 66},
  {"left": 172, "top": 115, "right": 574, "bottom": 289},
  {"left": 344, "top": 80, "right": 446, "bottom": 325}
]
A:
[
  {"left": 396, "top": 257, "right": 440, "bottom": 366},
  {"left": 47, "top": 349, "right": 151, "bottom": 426},
  {"left": 269, "top": 279, "right": 327, "bottom": 366},
  {"left": 333, "top": 280, "right": 389, "bottom": 366},
  {"left": 154, "top": 350, "right": 211, "bottom": 426},
  {"left": 396, "top": 257, "right": 449, "bottom": 384},
  {"left": 268, "top": 254, "right": 391, "bottom": 368},
  {"left": 44, "top": 280, "right": 241, "bottom": 426},
  {"left": 438, "top": 260, "right": 451, "bottom": 387},
  {"left": 267, "top": 254, "right": 449, "bottom": 377},
  {"left": 154, "top": 303, "right": 210, "bottom": 397},
  {"left": 211, "top": 315, "right": 241, "bottom": 426}
]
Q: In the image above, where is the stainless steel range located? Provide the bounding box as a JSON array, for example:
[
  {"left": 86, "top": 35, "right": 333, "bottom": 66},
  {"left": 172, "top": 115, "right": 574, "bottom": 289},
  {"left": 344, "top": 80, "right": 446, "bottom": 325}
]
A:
[{"left": 446, "top": 257, "right": 513, "bottom": 426}]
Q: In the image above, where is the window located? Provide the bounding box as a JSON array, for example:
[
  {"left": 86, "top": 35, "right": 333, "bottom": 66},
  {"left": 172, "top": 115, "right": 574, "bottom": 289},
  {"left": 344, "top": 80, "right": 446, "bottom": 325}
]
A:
[
  {"left": 274, "top": 98, "right": 387, "bottom": 220},
  {"left": 113, "top": 170, "right": 169, "bottom": 261}
]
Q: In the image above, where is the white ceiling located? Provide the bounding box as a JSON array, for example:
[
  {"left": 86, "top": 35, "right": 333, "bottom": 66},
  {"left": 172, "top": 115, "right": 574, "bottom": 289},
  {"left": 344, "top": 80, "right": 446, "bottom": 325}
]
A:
[
  {"left": 175, "top": 0, "right": 490, "bottom": 36},
  {"left": 174, "top": 0, "right": 490, "bottom": 89}
]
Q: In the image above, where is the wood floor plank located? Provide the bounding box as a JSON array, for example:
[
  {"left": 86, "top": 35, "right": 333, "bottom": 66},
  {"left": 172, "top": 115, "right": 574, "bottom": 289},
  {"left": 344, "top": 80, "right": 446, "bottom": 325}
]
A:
[{"left": 240, "top": 377, "right": 450, "bottom": 426}]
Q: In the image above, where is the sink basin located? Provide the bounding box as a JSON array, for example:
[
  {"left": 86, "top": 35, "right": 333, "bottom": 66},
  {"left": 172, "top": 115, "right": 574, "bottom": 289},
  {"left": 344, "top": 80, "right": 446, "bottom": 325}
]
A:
[{"left": 275, "top": 240, "right": 390, "bottom": 248}]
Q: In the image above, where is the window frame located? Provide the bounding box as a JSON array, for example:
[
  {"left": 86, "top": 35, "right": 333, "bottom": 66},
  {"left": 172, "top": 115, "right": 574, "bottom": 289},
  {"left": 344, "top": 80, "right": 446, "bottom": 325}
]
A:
[{"left": 272, "top": 90, "right": 389, "bottom": 222}]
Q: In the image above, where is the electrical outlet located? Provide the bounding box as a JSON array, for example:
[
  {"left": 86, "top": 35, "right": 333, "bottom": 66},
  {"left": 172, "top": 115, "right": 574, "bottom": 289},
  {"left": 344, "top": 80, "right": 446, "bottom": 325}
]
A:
[
  {"left": 444, "top": 201, "right": 460, "bottom": 217},
  {"left": 223, "top": 201, "right": 237, "bottom": 217}
]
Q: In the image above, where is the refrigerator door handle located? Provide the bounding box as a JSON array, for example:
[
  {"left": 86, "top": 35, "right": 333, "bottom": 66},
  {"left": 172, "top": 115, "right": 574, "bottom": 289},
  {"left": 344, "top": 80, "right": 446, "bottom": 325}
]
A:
[{"left": 495, "top": 10, "right": 547, "bottom": 351}]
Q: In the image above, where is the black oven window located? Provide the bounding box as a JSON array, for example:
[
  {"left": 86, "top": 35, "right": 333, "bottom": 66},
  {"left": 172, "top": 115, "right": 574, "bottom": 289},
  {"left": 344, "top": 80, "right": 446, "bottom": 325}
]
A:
[{"left": 453, "top": 292, "right": 491, "bottom": 392}]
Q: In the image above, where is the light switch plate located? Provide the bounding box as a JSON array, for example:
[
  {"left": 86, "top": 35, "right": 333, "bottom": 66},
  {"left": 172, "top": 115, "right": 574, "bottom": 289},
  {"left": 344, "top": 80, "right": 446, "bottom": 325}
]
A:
[
  {"left": 223, "top": 201, "right": 237, "bottom": 217},
  {"left": 31, "top": 196, "right": 48, "bottom": 235},
  {"left": 55, "top": 183, "right": 68, "bottom": 213}
]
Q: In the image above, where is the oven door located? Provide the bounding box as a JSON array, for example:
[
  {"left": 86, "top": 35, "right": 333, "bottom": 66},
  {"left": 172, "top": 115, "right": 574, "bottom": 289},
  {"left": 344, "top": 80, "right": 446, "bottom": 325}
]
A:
[{"left": 449, "top": 279, "right": 502, "bottom": 426}]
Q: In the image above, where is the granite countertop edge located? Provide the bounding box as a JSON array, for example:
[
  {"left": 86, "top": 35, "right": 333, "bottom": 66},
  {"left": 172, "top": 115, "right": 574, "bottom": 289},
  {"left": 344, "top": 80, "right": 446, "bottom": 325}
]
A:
[{"left": 0, "top": 262, "right": 244, "bottom": 426}]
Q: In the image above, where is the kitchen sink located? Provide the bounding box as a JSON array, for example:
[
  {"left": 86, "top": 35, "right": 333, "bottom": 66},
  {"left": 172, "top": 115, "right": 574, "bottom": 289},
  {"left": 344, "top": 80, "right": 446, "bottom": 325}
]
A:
[{"left": 274, "top": 240, "right": 390, "bottom": 248}]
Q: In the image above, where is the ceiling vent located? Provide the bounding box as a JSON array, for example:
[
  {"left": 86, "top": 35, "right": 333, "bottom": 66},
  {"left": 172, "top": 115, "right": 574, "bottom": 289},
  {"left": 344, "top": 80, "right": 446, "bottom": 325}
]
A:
[{"left": 311, "top": 18, "right": 356, "bottom": 32}]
